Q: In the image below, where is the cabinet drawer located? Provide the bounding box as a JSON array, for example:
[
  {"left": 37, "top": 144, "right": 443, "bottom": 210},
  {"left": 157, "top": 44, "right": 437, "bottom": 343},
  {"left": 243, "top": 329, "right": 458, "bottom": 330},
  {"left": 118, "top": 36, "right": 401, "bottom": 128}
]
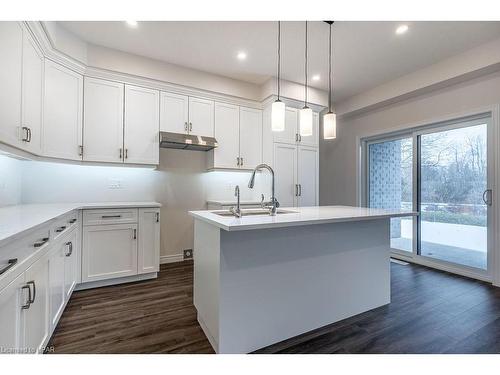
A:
[
  {"left": 51, "top": 211, "right": 78, "bottom": 240},
  {"left": 83, "top": 208, "right": 138, "bottom": 226}
]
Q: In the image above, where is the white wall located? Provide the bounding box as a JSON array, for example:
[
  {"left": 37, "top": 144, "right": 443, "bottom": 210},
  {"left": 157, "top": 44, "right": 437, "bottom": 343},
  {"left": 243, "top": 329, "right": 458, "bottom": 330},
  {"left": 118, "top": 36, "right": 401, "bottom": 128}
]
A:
[
  {"left": 10, "top": 149, "right": 265, "bottom": 259},
  {"left": 0, "top": 154, "right": 23, "bottom": 207}
]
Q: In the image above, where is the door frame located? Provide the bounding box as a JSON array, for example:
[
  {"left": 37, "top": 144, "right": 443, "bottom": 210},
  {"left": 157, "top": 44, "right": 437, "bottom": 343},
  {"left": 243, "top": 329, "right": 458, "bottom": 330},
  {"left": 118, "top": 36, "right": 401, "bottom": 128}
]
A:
[{"left": 358, "top": 105, "right": 499, "bottom": 284}]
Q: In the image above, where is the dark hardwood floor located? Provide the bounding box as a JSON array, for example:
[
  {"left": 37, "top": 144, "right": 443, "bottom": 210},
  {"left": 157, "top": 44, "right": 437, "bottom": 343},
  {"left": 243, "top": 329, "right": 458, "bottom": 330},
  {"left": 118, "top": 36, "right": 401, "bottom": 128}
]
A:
[{"left": 48, "top": 260, "right": 500, "bottom": 354}]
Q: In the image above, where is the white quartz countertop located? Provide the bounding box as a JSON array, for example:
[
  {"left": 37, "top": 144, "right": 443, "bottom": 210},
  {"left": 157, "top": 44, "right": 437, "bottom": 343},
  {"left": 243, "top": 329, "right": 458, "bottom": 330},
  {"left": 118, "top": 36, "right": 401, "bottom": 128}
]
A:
[
  {"left": 0, "top": 202, "right": 161, "bottom": 246},
  {"left": 189, "top": 205, "right": 417, "bottom": 231}
]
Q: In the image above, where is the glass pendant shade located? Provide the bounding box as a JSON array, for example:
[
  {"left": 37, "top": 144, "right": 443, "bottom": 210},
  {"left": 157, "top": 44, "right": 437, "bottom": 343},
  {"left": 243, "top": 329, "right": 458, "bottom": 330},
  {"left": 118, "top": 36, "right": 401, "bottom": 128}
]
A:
[
  {"left": 271, "top": 100, "right": 285, "bottom": 132},
  {"left": 299, "top": 106, "right": 313, "bottom": 137},
  {"left": 323, "top": 111, "right": 337, "bottom": 139}
]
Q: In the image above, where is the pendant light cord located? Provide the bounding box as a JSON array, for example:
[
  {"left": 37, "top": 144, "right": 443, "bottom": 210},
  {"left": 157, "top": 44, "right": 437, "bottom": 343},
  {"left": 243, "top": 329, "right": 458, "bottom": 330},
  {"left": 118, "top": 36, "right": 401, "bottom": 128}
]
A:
[
  {"left": 328, "top": 22, "right": 332, "bottom": 113},
  {"left": 304, "top": 21, "right": 308, "bottom": 107},
  {"left": 277, "top": 21, "right": 281, "bottom": 100}
]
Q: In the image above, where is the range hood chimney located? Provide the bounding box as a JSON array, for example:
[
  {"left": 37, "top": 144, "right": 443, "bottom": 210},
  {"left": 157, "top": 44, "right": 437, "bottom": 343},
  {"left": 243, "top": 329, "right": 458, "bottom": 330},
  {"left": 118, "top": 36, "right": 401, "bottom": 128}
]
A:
[{"left": 159, "top": 131, "right": 218, "bottom": 151}]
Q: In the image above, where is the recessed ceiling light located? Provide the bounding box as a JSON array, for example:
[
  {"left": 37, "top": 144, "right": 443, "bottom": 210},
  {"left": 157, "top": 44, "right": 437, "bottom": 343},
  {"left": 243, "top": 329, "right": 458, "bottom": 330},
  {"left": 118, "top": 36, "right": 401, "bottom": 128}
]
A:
[
  {"left": 126, "top": 21, "right": 138, "bottom": 28},
  {"left": 312, "top": 74, "right": 320, "bottom": 81},
  {"left": 237, "top": 51, "right": 247, "bottom": 61},
  {"left": 395, "top": 24, "right": 409, "bottom": 35}
]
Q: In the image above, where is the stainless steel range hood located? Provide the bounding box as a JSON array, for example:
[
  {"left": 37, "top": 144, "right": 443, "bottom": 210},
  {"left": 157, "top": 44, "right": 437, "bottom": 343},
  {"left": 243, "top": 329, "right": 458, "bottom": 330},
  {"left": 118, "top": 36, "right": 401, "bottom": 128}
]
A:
[{"left": 159, "top": 131, "right": 218, "bottom": 151}]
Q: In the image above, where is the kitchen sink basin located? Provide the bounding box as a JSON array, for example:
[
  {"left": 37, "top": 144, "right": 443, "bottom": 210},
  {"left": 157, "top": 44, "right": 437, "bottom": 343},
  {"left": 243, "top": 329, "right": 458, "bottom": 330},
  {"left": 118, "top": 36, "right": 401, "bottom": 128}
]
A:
[{"left": 212, "top": 209, "right": 297, "bottom": 217}]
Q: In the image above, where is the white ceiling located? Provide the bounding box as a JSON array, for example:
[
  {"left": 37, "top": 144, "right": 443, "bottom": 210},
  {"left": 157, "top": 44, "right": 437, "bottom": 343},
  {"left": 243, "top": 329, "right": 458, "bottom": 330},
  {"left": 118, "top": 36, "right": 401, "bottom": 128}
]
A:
[{"left": 59, "top": 21, "right": 500, "bottom": 101}]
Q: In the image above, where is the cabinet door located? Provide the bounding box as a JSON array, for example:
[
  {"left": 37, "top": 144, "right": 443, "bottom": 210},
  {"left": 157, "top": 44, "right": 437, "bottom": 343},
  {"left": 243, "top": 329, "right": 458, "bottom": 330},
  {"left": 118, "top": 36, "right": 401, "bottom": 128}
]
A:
[
  {"left": 299, "top": 112, "right": 319, "bottom": 147},
  {"left": 0, "top": 22, "right": 23, "bottom": 148},
  {"left": 21, "top": 30, "right": 44, "bottom": 155},
  {"left": 213, "top": 102, "right": 240, "bottom": 168},
  {"left": 160, "top": 92, "right": 189, "bottom": 134},
  {"left": 24, "top": 253, "right": 49, "bottom": 353},
  {"left": 239, "top": 106, "right": 262, "bottom": 169},
  {"left": 297, "top": 146, "right": 318, "bottom": 207},
  {"left": 82, "top": 224, "right": 138, "bottom": 283},
  {"left": 83, "top": 77, "right": 124, "bottom": 163},
  {"left": 63, "top": 229, "right": 79, "bottom": 299},
  {"left": 124, "top": 85, "right": 160, "bottom": 165},
  {"left": 189, "top": 97, "right": 214, "bottom": 137},
  {"left": 43, "top": 60, "right": 83, "bottom": 160},
  {"left": 273, "top": 142, "right": 297, "bottom": 208},
  {"left": 273, "top": 107, "right": 297, "bottom": 145},
  {"left": 138, "top": 208, "right": 160, "bottom": 274},
  {"left": 0, "top": 273, "right": 25, "bottom": 353},
  {"left": 48, "top": 241, "right": 66, "bottom": 331}
]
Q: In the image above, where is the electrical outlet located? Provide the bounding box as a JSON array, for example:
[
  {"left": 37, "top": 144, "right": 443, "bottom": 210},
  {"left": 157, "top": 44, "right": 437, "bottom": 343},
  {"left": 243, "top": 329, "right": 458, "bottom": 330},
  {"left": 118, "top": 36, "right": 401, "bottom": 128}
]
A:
[
  {"left": 108, "top": 178, "right": 123, "bottom": 189},
  {"left": 183, "top": 249, "right": 193, "bottom": 260}
]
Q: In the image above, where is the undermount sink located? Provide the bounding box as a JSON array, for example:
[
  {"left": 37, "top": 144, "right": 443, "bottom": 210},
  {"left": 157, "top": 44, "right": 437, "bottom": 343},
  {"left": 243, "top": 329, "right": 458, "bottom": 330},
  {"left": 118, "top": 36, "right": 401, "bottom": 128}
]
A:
[{"left": 212, "top": 209, "right": 297, "bottom": 217}]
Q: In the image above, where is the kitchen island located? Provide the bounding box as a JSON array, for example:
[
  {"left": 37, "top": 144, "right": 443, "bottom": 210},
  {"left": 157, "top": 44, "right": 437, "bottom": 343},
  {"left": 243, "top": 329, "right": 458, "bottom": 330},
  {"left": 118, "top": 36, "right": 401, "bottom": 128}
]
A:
[{"left": 189, "top": 205, "right": 416, "bottom": 353}]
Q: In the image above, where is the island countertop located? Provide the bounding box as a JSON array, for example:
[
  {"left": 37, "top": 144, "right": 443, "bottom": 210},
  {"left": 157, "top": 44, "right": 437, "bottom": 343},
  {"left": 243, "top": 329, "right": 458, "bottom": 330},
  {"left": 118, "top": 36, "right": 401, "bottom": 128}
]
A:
[{"left": 189, "top": 205, "right": 417, "bottom": 231}]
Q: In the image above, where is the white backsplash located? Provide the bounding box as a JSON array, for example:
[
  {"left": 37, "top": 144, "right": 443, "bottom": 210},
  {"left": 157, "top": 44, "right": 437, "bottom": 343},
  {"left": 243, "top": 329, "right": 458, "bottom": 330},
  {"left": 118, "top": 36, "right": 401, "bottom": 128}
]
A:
[{"left": 0, "top": 154, "right": 23, "bottom": 207}]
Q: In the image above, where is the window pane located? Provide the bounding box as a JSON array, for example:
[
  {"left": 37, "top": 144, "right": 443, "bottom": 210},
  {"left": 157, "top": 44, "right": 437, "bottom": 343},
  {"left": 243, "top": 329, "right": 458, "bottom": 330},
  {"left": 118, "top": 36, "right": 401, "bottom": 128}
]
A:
[
  {"left": 419, "top": 124, "right": 487, "bottom": 269},
  {"left": 369, "top": 137, "right": 413, "bottom": 252}
]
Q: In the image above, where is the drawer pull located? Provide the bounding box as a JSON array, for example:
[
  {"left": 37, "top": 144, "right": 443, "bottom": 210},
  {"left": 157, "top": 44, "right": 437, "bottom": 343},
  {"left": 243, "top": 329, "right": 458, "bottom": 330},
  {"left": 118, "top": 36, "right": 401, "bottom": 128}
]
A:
[
  {"left": 69, "top": 218, "right": 77, "bottom": 224},
  {"left": 55, "top": 226, "right": 67, "bottom": 233},
  {"left": 133, "top": 229, "right": 137, "bottom": 240},
  {"left": 101, "top": 215, "right": 122, "bottom": 219},
  {"left": 27, "top": 281, "right": 36, "bottom": 304},
  {"left": 0, "top": 258, "right": 17, "bottom": 275},
  {"left": 156, "top": 212, "right": 160, "bottom": 223},
  {"left": 33, "top": 237, "right": 49, "bottom": 248}
]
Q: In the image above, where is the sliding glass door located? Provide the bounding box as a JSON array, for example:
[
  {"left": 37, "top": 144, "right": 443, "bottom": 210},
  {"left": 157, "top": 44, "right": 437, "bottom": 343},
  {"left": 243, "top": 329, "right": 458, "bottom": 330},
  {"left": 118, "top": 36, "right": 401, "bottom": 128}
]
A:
[{"left": 365, "top": 113, "right": 493, "bottom": 278}]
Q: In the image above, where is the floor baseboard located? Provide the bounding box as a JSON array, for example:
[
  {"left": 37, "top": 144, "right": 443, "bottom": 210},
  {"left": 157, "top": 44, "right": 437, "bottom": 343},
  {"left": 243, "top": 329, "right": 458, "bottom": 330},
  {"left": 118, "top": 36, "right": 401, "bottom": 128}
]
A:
[{"left": 160, "top": 253, "right": 184, "bottom": 264}]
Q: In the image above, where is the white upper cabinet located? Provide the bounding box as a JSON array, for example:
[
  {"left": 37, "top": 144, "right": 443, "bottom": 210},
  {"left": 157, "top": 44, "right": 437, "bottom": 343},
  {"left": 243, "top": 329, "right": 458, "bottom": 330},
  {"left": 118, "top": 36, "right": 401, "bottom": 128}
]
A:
[
  {"left": 160, "top": 92, "right": 189, "bottom": 134},
  {"left": 273, "top": 142, "right": 297, "bottom": 208},
  {"left": 21, "top": 30, "right": 44, "bottom": 155},
  {"left": 124, "top": 85, "right": 160, "bottom": 165},
  {"left": 239, "top": 106, "right": 262, "bottom": 170},
  {"left": 213, "top": 102, "right": 240, "bottom": 169},
  {"left": 83, "top": 77, "right": 124, "bottom": 163},
  {"left": 297, "top": 145, "right": 318, "bottom": 207},
  {"left": 0, "top": 22, "right": 23, "bottom": 148},
  {"left": 274, "top": 107, "right": 298, "bottom": 145},
  {"left": 189, "top": 97, "right": 214, "bottom": 137},
  {"left": 299, "top": 112, "right": 319, "bottom": 147},
  {"left": 43, "top": 60, "right": 83, "bottom": 161}
]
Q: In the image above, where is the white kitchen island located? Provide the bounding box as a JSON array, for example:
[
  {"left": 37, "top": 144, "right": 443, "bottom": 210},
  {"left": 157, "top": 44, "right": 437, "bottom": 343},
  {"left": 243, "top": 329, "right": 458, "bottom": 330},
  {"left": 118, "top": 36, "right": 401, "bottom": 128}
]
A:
[{"left": 189, "top": 206, "right": 416, "bottom": 354}]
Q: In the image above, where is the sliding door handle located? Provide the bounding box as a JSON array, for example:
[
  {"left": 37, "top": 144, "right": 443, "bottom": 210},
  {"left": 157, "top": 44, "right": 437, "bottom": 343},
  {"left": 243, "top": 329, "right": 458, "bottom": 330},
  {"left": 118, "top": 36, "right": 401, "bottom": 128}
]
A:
[{"left": 483, "top": 189, "right": 493, "bottom": 206}]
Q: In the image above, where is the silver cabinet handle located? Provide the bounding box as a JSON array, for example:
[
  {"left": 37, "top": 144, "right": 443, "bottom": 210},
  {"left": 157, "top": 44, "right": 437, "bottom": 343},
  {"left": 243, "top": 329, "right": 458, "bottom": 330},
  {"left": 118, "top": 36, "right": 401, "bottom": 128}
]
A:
[
  {"left": 69, "top": 218, "right": 77, "bottom": 224},
  {"left": 79, "top": 145, "right": 83, "bottom": 157},
  {"left": 101, "top": 215, "right": 122, "bottom": 219},
  {"left": 27, "top": 127, "right": 32, "bottom": 142},
  {"left": 299, "top": 184, "right": 302, "bottom": 196},
  {"left": 240, "top": 157, "right": 243, "bottom": 166},
  {"left": 133, "top": 229, "right": 137, "bottom": 240},
  {"left": 21, "top": 284, "right": 32, "bottom": 309},
  {"left": 236, "top": 157, "right": 240, "bottom": 166},
  {"left": 65, "top": 241, "right": 73, "bottom": 257},
  {"left": 125, "top": 149, "right": 128, "bottom": 159},
  {"left": 27, "top": 281, "right": 36, "bottom": 304},
  {"left": 0, "top": 258, "right": 17, "bottom": 275},
  {"left": 156, "top": 212, "right": 160, "bottom": 223},
  {"left": 55, "top": 226, "right": 66, "bottom": 233},
  {"left": 184, "top": 122, "right": 188, "bottom": 132},
  {"left": 119, "top": 148, "right": 122, "bottom": 160},
  {"left": 21, "top": 126, "right": 29, "bottom": 142},
  {"left": 295, "top": 184, "right": 298, "bottom": 197},
  {"left": 299, "top": 134, "right": 302, "bottom": 142},
  {"left": 34, "top": 237, "right": 49, "bottom": 248},
  {"left": 189, "top": 122, "right": 192, "bottom": 132}
]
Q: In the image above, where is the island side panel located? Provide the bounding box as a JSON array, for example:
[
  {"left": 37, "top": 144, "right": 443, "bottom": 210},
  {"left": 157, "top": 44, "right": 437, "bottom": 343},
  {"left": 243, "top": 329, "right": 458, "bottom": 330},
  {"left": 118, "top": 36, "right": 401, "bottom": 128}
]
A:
[
  {"left": 193, "top": 218, "right": 221, "bottom": 352},
  {"left": 217, "top": 218, "right": 390, "bottom": 354}
]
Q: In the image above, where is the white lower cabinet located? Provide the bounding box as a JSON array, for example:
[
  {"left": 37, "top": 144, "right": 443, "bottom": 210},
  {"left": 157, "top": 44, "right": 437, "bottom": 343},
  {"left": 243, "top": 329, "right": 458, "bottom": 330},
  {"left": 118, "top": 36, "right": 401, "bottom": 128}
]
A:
[
  {"left": 297, "top": 146, "right": 319, "bottom": 207},
  {"left": 24, "top": 252, "right": 50, "bottom": 353},
  {"left": 48, "top": 239, "right": 66, "bottom": 330},
  {"left": 64, "top": 229, "right": 79, "bottom": 299},
  {"left": 274, "top": 142, "right": 297, "bottom": 208},
  {"left": 0, "top": 273, "right": 25, "bottom": 353},
  {"left": 138, "top": 208, "right": 160, "bottom": 274}
]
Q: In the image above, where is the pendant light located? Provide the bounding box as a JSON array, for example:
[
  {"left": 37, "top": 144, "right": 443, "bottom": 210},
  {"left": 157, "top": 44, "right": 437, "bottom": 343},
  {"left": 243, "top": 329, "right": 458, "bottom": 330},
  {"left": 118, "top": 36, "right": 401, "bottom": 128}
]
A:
[
  {"left": 323, "top": 21, "right": 337, "bottom": 140},
  {"left": 299, "top": 21, "right": 313, "bottom": 137},
  {"left": 271, "top": 21, "right": 285, "bottom": 132}
]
